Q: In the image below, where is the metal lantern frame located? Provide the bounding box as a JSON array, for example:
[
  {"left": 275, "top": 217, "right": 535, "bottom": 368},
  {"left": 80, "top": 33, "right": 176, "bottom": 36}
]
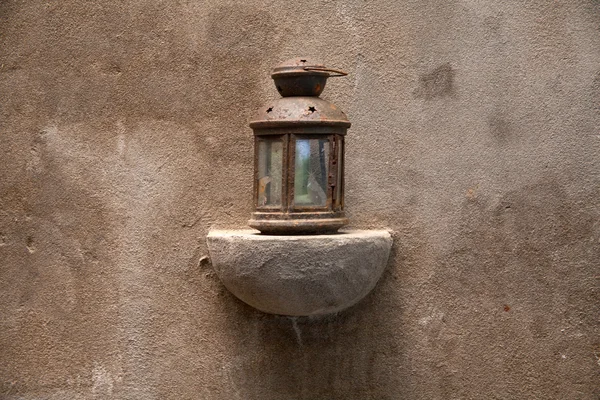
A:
[{"left": 248, "top": 59, "right": 350, "bottom": 234}]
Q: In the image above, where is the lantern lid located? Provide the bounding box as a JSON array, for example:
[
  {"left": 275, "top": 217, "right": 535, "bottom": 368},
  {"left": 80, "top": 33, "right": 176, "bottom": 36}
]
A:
[
  {"left": 270, "top": 57, "right": 348, "bottom": 97},
  {"left": 271, "top": 58, "right": 329, "bottom": 78},
  {"left": 249, "top": 96, "right": 350, "bottom": 129}
]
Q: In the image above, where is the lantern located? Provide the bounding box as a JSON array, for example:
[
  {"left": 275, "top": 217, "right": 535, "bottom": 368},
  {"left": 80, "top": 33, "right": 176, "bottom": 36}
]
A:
[{"left": 248, "top": 58, "right": 350, "bottom": 234}]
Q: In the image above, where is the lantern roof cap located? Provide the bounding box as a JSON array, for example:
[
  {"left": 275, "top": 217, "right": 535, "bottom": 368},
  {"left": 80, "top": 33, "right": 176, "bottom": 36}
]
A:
[
  {"left": 271, "top": 57, "right": 329, "bottom": 78},
  {"left": 249, "top": 96, "right": 350, "bottom": 129},
  {"left": 270, "top": 57, "right": 348, "bottom": 97}
]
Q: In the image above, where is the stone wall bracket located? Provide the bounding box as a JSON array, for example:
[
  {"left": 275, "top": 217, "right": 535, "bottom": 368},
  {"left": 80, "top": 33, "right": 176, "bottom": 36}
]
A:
[{"left": 206, "top": 230, "right": 392, "bottom": 316}]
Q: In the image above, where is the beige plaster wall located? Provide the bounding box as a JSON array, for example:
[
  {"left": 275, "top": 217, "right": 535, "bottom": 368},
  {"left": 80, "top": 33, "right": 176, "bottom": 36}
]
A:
[{"left": 1, "top": 0, "right": 599, "bottom": 398}]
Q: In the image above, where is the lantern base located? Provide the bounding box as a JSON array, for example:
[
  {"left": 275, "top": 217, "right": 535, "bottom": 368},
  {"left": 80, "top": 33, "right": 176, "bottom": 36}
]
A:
[{"left": 249, "top": 212, "right": 348, "bottom": 235}]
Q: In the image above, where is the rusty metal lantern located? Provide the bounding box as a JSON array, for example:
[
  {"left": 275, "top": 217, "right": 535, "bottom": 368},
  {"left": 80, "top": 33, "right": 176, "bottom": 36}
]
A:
[{"left": 248, "top": 58, "right": 350, "bottom": 234}]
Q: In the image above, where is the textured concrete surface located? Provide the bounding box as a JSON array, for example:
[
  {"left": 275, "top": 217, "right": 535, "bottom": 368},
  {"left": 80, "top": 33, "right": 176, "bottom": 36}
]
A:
[
  {"left": 1, "top": 0, "right": 599, "bottom": 399},
  {"left": 207, "top": 230, "right": 392, "bottom": 316}
]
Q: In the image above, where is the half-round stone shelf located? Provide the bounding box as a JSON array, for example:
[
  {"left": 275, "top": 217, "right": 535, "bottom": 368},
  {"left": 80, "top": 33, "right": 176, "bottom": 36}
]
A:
[{"left": 206, "top": 230, "right": 392, "bottom": 316}]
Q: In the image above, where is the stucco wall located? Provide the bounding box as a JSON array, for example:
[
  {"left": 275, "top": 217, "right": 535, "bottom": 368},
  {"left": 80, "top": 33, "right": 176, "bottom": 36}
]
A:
[{"left": 1, "top": 0, "right": 599, "bottom": 398}]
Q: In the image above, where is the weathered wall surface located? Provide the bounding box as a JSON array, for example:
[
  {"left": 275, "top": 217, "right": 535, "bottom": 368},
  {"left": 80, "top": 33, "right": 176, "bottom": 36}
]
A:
[{"left": 1, "top": 0, "right": 599, "bottom": 398}]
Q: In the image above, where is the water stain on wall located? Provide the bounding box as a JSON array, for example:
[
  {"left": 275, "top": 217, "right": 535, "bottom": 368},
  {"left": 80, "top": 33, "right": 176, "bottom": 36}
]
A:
[
  {"left": 488, "top": 113, "right": 514, "bottom": 144},
  {"left": 414, "top": 63, "right": 455, "bottom": 100}
]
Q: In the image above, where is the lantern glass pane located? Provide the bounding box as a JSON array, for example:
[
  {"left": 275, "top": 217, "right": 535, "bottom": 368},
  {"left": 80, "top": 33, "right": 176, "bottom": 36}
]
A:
[
  {"left": 257, "top": 139, "right": 283, "bottom": 207},
  {"left": 294, "top": 138, "right": 329, "bottom": 207}
]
